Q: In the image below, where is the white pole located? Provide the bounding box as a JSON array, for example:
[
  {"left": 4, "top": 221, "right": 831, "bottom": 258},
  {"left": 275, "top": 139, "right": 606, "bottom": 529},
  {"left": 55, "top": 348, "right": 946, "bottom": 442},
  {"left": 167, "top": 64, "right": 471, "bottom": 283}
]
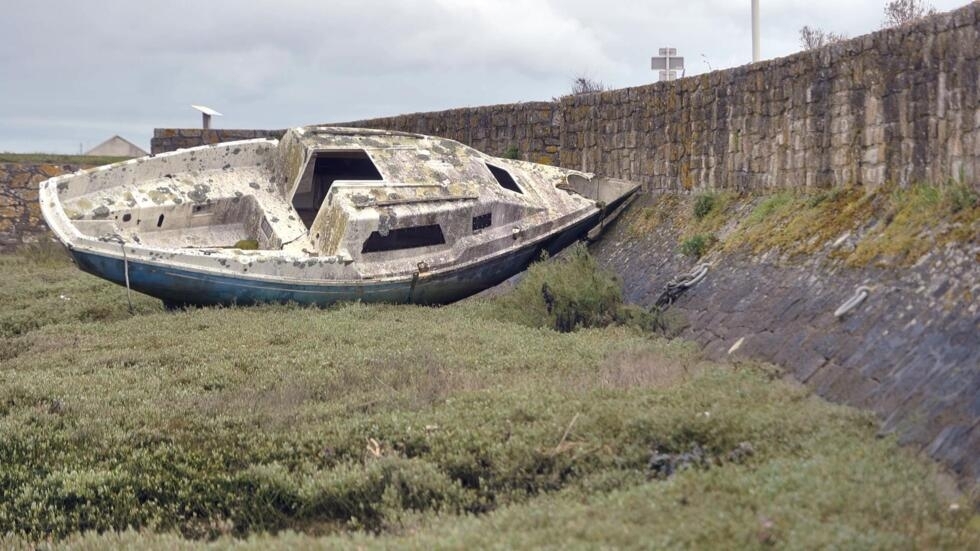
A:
[{"left": 752, "top": 0, "right": 760, "bottom": 62}]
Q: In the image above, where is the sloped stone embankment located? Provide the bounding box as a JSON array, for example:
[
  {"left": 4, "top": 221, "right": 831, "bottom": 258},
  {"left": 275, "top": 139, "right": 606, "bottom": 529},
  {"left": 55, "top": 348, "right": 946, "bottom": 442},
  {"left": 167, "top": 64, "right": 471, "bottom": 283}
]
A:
[{"left": 592, "top": 191, "right": 979, "bottom": 487}]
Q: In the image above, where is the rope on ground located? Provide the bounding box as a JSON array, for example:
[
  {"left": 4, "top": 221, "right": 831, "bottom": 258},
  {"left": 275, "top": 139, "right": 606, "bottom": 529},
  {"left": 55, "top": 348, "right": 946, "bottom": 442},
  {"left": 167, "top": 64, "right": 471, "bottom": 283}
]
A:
[
  {"left": 654, "top": 263, "right": 710, "bottom": 310},
  {"left": 834, "top": 286, "right": 871, "bottom": 318}
]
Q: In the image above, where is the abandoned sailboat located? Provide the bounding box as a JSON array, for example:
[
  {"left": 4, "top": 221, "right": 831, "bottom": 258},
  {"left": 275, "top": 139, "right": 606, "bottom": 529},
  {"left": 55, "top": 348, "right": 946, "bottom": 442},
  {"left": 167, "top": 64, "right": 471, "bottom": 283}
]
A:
[{"left": 39, "top": 126, "right": 639, "bottom": 307}]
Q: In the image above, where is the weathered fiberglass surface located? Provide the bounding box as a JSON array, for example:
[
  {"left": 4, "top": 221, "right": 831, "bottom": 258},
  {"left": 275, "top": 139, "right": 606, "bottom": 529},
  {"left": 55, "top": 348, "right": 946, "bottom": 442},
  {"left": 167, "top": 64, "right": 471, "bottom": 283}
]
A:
[{"left": 39, "top": 126, "right": 639, "bottom": 306}]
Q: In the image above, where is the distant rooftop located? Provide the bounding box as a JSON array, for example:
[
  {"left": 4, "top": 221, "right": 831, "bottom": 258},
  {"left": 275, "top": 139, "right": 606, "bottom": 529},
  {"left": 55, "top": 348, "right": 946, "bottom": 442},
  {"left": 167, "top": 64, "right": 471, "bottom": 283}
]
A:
[{"left": 84, "top": 135, "right": 147, "bottom": 158}]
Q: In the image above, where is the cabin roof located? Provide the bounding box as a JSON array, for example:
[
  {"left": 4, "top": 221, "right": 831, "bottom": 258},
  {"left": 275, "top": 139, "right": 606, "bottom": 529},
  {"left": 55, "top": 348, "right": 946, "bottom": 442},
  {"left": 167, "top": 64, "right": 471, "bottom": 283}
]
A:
[{"left": 286, "top": 126, "right": 525, "bottom": 200}]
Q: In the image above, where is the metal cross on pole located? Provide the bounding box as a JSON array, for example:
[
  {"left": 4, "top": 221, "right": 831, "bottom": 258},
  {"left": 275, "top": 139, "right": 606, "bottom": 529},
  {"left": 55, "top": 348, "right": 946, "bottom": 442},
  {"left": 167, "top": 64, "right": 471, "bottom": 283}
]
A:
[{"left": 651, "top": 47, "right": 685, "bottom": 82}]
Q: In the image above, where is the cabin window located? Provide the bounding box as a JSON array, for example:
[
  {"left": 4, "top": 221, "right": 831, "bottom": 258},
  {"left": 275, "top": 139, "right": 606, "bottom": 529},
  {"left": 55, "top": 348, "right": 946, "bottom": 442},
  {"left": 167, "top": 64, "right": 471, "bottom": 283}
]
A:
[
  {"left": 361, "top": 224, "right": 446, "bottom": 253},
  {"left": 486, "top": 163, "right": 522, "bottom": 194},
  {"left": 472, "top": 213, "right": 492, "bottom": 231},
  {"left": 293, "top": 150, "right": 384, "bottom": 228}
]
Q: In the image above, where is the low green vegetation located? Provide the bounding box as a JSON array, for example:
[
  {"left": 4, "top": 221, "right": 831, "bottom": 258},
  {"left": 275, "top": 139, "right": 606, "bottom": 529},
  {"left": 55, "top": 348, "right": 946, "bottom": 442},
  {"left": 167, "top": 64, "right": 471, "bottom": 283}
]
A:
[
  {"left": 746, "top": 192, "right": 794, "bottom": 224},
  {"left": 680, "top": 234, "right": 714, "bottom": 259},
  {"left": 488, "top": 244, "right": 665, "bottom": 333},
  {"left": 692, "top": 192, "right": 717, "bottom": 220},
  {"left": 502, "top": 145, "right": 520, "bottom": 160},
  {"left": 727, "top": 182, "right": 979, "bottom": 266},
  {"left": 0, "top": 244, "right": 976, "bottom": 548},
  {"left": 628, "top": 181, "right": 979, "bottom": 267},
  {"left": 232, "top": 239, "right": 260, "bottom": 251},
  {"left": 1, "top": 242, "right": 161, "bottom": 339},
  {"left": 947, "top": 181, "right": 979, "bottom": 213},
  {"left": 847, "top": 181, "right": 980, "bottom": 265}
]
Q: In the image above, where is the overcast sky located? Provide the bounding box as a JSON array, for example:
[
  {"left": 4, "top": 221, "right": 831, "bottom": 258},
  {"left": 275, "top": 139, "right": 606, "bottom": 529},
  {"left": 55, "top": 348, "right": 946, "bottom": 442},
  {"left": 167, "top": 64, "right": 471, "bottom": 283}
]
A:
[{"left": 0, "top": 0, "right": 969, "bottom": 154}]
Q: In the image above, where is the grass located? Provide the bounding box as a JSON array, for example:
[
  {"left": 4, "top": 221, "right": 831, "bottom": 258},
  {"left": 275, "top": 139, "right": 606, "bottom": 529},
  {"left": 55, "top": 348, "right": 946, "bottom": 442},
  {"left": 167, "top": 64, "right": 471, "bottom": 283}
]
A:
[
  {"left": 0, "top": 153, "right": 133, "bottom": 166},
  {"left": 626, "top": 182, "right": 979, "bottom": 267},
  {"left": 729, "top": 182, "right": 980, "bottom": 266},
  {"left": 848, "top": 182, "right": 980, "bottom": 265},
  {"left": 746, "top": 192, "right": 794, "bottom": 225},
  {"left": 0, "top": 245, "right": 977, "bottom": 548},
  {"left": 0, "top": 241, "right": 161, "bottom": 338}
]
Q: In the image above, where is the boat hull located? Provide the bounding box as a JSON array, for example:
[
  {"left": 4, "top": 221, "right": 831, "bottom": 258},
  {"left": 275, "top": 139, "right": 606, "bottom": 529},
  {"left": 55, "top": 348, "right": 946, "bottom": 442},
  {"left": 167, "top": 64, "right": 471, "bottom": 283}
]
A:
[{"left": 70, "top": 206, "right": 612, "bottom": 307}]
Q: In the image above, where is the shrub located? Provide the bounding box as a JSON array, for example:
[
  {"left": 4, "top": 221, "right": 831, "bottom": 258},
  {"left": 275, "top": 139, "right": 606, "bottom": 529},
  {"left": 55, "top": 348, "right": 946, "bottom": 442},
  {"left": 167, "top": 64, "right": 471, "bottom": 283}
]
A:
[
  {"left": 503, "top": 146, "right": 520, "bottom": 160},
  {"left": 490, "top": 243, "right": 659, "bottom": 333},
  {"left": 692, "top": 193, "right": 716, "bottom": 220},
  {"left": 569, "top": 76, "right": 606, "bottom": 95},
  {"left": 493, "top": 244, "right": 621, "bottom": 332},
  {"left": 946, "top": 182, "right": 978, "bottom": 213},
  {"left": 680, "top": 234, "right": 713, "bottom": 259}
]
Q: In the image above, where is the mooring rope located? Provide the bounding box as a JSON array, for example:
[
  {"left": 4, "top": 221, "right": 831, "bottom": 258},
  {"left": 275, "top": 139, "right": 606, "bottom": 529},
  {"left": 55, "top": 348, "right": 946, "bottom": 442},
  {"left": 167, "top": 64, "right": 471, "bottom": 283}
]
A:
[
  {"left": 834, "top": 286, "right": 871, "bottom": 318},
  {"left": 655, "top": 263, "right": 710, "bottom": 309},
  {"left": 120, "top": 241, "right": 134, "bottom": 314},
  {"left": 97, "top": 233, "right": 135, "bottom": 314}
]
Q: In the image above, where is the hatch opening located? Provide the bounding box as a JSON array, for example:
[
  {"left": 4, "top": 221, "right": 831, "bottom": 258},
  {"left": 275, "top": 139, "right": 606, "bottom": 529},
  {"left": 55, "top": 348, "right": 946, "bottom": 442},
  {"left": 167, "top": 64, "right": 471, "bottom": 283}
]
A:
[{"left": 293, "top": 150, "right": 383, "bottom": 228}]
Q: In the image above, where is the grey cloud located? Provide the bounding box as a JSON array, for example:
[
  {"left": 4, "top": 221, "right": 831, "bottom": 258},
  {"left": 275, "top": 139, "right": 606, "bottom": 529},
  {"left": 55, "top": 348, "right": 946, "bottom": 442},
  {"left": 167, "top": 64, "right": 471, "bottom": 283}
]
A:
[{"left": 0, "top": 0, "right": 970, "bottom": 153}]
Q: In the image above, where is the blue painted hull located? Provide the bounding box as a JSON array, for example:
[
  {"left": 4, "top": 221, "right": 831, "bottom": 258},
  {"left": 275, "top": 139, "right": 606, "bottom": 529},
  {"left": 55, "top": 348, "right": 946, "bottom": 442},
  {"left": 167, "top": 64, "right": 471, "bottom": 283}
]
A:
[{"left": 70, "top": 208, "right": 610, "bottom": 307}]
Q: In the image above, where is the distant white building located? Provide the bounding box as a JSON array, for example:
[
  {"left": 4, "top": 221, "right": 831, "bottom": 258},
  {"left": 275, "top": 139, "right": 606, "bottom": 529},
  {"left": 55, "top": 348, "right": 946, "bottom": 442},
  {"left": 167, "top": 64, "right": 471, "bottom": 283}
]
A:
[{"left": 85, "top": 135, "right": 147, "bottom": 157}]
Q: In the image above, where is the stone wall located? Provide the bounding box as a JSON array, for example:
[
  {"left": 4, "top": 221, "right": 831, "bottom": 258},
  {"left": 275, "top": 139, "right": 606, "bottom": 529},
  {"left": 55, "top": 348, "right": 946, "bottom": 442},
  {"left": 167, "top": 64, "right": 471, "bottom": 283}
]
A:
[
  {"left": 339, "top": 102, "right": 562, "bottom": 165},
  {"left": 151, "top": 103, "right": 562, "bottom": 164},
  {"left": 150, "top": 128, "right": 284, "bottom": 155},
  {"left": 556, "top": 4, "right": 980, "bottom": 192},
  {"left": 151, "top": 4, "right": 980, "bottom": 194},
  {"left": 0, "top": 163, "right": 84, "bottom": 252}
]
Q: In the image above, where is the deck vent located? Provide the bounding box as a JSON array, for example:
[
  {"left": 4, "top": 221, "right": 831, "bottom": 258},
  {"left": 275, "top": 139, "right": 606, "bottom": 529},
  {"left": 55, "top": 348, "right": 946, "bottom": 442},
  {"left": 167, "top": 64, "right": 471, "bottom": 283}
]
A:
[
  {"left": 472, "top": 213, "right": 492, "bottom": 231},
  {"left": 362, "top": 224, "right": 446, "bottom": 253},
  {"left": 486, "top": 163, "right": 522, "bottom": 194}
]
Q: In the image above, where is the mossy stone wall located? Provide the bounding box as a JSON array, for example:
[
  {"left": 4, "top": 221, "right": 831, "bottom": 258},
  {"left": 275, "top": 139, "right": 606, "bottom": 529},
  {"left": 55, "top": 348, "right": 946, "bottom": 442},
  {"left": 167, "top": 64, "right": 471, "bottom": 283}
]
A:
[
  {"left": 151, "top": 4, "right": 980, "bottom": 193},
  {"left": 0, "top": 163, "right": 85, "bottom": 251}
]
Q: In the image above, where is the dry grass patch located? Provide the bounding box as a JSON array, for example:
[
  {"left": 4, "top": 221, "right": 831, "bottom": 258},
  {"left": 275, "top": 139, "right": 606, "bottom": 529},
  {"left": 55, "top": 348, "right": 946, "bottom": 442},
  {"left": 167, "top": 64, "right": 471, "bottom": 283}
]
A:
[
  {"left": 0, "top": 243, "right": 976, "bottom": 548},
  {"left": 849, "top": 182, "right": 979, "bottom": 266}
]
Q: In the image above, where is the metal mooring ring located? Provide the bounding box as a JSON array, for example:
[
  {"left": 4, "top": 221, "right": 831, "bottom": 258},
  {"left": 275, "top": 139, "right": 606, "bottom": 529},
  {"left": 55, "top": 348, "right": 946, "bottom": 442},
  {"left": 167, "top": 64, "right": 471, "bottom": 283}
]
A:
[{"left": 835, "top": 286, "right": 872, "bottom": 318}]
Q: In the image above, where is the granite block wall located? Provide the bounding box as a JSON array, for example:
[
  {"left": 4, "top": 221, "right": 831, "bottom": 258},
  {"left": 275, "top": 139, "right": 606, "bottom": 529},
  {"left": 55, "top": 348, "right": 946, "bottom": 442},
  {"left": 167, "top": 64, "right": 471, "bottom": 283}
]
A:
[
  {"left": 0, "top": 163, "right": 85, "bottom": 251},
  {"left": 150, "top": 128, "right": 284, "bottom": 155},
  {"left": 555, "top": 4, "right": 980, "bottom": 192},
  {"left": 151, "top": 4, "right": 980, "bottom": 194}
]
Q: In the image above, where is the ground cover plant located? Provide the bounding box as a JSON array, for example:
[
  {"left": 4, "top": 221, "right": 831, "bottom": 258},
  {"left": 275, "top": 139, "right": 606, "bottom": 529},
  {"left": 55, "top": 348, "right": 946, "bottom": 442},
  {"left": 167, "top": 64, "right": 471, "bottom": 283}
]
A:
[
  {"left": 629, "top": 181, "right": 979, "bottom": 268},
  {"left": 0, "top": 244, "right": 977, "bottom": 548}
]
